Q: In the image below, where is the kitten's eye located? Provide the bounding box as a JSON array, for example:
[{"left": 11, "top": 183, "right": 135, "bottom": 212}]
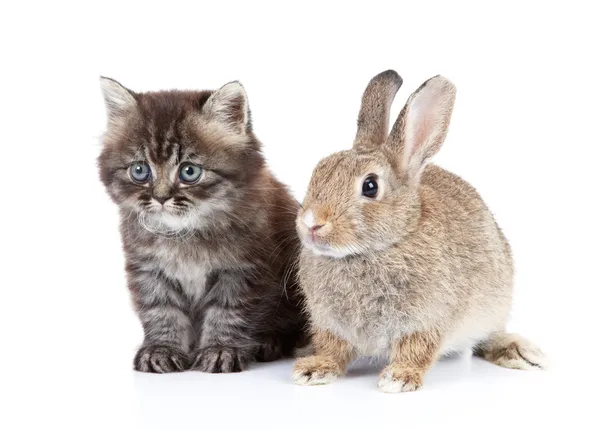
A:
[
  {"left": 362, "top": 175, "right": 379, "bottom": 198},
  {"left": 129, "top": 162, "right": 151, "bottom": 183},
  {"left": 179, "top": 163, "right": 203, "bottom": 184}
]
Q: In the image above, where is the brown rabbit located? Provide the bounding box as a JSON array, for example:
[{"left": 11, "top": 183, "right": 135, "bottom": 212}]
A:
[{"left": 292, "top": 70, "right": 546, "bottom": 393}]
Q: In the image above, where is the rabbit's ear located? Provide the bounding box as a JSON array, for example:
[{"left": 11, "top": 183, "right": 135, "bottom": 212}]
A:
[
  {"left": 353, "top": 70, "right": 403, "bottom": 150},
  {"left": 387, "top": 75, "right": 456, "bottom": 182}
]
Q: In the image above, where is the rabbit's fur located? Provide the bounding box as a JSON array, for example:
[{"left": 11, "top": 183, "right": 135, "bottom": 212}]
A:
[{"left": 293, "top": 71, "right": 545, "bottom": 392}]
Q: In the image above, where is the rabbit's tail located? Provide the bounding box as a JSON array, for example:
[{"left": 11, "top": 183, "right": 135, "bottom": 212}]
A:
[{"left": 474, "top": 332, "right": 547, "bottom": 370}]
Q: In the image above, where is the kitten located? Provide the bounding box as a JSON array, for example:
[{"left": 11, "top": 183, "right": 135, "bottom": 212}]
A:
[{"left": 98, "top": 78, "right": 305, "bottom": 373}]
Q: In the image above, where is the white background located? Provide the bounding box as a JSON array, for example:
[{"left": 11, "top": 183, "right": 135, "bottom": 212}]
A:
[{"left": 2, "top": 1, "right": 599, "bottom": 429}]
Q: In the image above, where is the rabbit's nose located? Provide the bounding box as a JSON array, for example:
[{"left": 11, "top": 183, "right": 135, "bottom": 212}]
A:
[
  {"left": 309, "top": 224, "right": 324, "bottom": 241},
  {"left": 302, "top": 209, "right": 317, "bottom": 229},
  {"left": 309, "top": 225, "right": 323, "bottom": 234}
]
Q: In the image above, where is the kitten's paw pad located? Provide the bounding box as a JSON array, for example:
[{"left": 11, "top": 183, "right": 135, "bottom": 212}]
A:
[
  {"left": 377, "top": 368, "right": 423, "bottom": 393},
  {"left": 134, "top": 344, "right": 189, "bottom": 373},
  {"left": 191, "top": 347, "right": 249, "bottom": 373},
  {"left": 292, "top": 356, "right": 341, "bottom": 386}
]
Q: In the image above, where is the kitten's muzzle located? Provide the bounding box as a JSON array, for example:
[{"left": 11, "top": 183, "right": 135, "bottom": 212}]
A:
[{"left": 153, "top": 195, "right": 171, "bottom": 205}]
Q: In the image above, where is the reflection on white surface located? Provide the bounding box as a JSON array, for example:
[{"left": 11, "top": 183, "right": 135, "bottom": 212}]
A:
[{"left": 131, "top": 353, "right": 564, "bottom": 430}]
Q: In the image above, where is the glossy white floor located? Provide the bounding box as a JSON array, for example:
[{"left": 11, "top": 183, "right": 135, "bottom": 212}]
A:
[
  {"left": 8, "top": 321, "right": 594, "bottom": 430},
  {"left": 126, "top": 352, "right": 572, "bottom": 429}
]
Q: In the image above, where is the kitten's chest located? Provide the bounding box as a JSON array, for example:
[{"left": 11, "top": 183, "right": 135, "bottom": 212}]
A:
[{"left": 154, "top": 242, "right": 213, "bottom": 302}]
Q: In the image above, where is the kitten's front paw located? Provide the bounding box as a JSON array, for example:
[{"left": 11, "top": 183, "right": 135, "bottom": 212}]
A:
[
  {"left": 134, "top": 344, "right": 189, "bottom": 373},
  {"left": 292, "top": 355, "right": 341, "bottom": 386},
  {"left": 377, "top": 366, "right": 424, "bottom": 393},
  {"left": 191, "top": 346, "right": 250, "bottom": 373}
]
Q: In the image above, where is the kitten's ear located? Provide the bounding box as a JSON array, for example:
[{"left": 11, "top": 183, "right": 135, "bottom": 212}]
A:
[
  {"left": 100, "top": 77, "right": 137, "bottom": 120},
  {"left": 202, "top": 81, "right": 249, "bottom": 134},
  {"left": 386, "top": 75, "right": 456, "bottom": 183}
]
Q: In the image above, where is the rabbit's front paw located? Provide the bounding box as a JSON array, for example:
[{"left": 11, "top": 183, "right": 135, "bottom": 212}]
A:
[
  {"left": 292, "top": 355, "right": 342, "bottom": 386},
  {"left": 377, "top": 366, "right": 424, "bottom": 393}
]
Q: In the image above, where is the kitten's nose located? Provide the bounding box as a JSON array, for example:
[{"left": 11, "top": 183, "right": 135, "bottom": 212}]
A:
[{"left": 153, "top": 196, "right": 170, "bottom": 205}]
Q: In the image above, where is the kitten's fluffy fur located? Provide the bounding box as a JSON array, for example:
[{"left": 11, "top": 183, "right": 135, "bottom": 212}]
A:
[{"left": 98, "top": 78, "right": 305, "bottom": 373}]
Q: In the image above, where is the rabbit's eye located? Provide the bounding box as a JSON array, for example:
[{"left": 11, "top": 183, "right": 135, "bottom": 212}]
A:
[{"left": 362, "top": 175, "right": 378, "bottom": 198}]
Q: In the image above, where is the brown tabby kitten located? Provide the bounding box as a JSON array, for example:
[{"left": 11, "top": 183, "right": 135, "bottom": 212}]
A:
[{"left": 98, "top": 77, "right": 305, "bottom": 373}]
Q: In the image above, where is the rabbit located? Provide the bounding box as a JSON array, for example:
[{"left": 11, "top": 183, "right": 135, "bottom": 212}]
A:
[{"left": 292, "top": 70, "right": 546, "bottom": 393}]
